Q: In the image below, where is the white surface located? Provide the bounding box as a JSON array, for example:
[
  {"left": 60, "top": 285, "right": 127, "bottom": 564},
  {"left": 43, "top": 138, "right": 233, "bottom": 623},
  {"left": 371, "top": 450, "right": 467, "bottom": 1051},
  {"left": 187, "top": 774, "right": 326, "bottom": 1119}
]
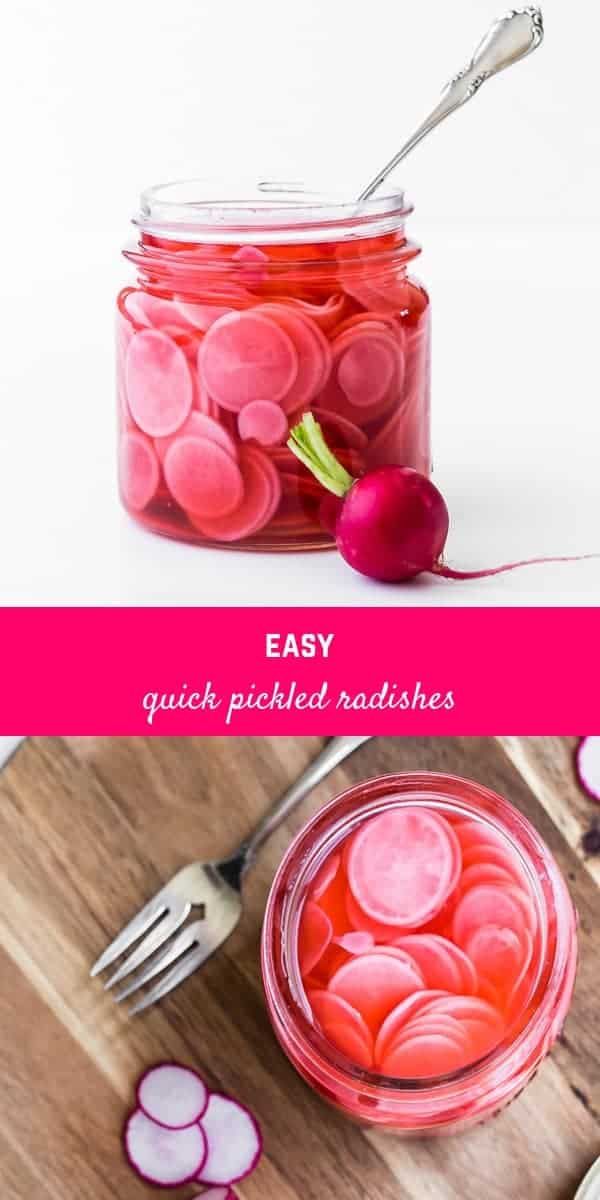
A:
[
  {"left": 1, "top": 0, "right": 599, "bottom": 606},
  {"left": 0, "top": 738, "right": 25, "bottom": 768}
]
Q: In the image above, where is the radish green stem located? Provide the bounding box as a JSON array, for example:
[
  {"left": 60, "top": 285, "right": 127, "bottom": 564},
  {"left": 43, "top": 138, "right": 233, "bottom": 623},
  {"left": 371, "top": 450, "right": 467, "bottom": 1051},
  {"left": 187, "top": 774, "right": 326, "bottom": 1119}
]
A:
[{"left": 288, "top": 413, "right": 355, "bottom": 498}]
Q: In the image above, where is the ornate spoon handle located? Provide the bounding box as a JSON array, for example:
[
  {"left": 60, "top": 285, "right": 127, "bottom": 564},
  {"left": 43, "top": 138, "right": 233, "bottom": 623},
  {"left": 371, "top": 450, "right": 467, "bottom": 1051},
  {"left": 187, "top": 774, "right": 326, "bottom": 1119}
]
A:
[{"left": 358, "top": 8, "right": 544, "bottom": 203}]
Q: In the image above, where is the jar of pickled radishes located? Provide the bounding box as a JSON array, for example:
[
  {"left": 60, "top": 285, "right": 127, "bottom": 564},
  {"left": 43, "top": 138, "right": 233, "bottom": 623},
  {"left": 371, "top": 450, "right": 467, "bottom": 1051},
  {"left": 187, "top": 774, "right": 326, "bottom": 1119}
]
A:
[
  {"left": 261, "top": 773, "right": 577, "bottom": 1134},
  {"left": 116, "top": 181, "right": 430, "bottom": 549}
]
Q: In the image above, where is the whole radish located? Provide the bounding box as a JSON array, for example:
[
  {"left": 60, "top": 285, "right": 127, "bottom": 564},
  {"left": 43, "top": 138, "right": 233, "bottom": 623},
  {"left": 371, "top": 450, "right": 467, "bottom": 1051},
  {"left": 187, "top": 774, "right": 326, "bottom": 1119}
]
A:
[{"left": 288, "top": 414, "right": 596, "bottom": 584}]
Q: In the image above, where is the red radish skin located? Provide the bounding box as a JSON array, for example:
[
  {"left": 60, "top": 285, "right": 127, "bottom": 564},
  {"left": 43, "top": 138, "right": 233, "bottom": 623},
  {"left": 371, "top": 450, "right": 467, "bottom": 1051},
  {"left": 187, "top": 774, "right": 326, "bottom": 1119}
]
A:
[
  {"left": 576, "top": 737, "right": 600, "bottom": 804},
  {"left": 124, "top": 1108, "right": 207, "bottom": 1188},
  {"left": 198, "top": 1093, "right": 263, "bottom": 1187},
  {"left": 288, "top": 414, "right": 598, "bottom": 584},
  {"left": 137, "top": 1063, "right": 209, "bottom": 1130}
]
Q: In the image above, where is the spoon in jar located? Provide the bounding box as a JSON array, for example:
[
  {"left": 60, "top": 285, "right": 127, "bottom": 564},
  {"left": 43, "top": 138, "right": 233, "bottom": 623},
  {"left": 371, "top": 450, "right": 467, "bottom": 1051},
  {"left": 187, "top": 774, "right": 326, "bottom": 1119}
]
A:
[{"left": 358, "top": 7, "right": 544, "bottom": 202}]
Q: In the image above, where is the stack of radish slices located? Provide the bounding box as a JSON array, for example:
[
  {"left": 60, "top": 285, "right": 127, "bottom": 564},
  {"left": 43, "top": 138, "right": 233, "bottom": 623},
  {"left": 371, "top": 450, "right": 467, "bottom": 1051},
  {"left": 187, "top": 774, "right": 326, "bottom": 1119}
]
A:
[
  {"left": 124, "top": 1063, "right": 262, "bottom": 1191},
  {"left": 299, "top": 808, "right": 538, "bottom": 1078}
]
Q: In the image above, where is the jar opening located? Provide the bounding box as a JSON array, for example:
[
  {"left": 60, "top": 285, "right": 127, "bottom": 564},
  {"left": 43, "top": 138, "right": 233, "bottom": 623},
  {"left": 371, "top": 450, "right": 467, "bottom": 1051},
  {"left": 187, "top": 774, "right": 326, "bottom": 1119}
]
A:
[{"left": 135, "top": 178, "right": 412, "bottom": 245}]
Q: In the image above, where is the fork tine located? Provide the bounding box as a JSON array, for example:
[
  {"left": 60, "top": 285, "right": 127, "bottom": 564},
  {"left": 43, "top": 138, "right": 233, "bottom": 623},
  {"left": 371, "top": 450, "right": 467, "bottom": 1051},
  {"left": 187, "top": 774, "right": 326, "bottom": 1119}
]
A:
[
  {"left": 103, "top": 899, "right": 191, "bottom": 991},
  {"left": 113, "top": 919, "right": 211, "bottom": 1005},
  {"left": 90, "top": 894, "right": 168, "bottom": 978},
  {"left": 128, "top": 938, "right": 221, "bottom": 1016}
]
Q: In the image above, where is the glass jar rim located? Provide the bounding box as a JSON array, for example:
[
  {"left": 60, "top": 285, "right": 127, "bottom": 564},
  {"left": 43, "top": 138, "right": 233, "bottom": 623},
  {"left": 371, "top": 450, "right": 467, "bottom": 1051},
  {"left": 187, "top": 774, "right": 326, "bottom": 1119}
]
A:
[
  {"left": 134, "top": 177, "right": 411, "bottom": 245},
  {"left": 262, "top": 771, "right": 577, "bottom": 1104}
]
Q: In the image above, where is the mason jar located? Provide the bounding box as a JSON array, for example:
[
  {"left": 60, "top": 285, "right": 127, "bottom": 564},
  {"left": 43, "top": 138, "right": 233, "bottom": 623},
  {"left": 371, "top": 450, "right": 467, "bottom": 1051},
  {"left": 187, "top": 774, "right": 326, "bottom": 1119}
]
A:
[
  {"left": 261, "top": 772, "right": 577, "bottom": 1134},
  {"left": 116, "top": 181, "right": 431, "bottom": 550}
]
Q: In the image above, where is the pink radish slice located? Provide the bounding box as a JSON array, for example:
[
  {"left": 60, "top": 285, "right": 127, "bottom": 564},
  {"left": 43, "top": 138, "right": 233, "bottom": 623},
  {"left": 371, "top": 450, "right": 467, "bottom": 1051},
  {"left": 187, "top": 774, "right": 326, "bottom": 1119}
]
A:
[
  {"left": 443, "top": 942, "right": 478, "bottom": 996},
  {"left": 298, "top": 901, "right": 333, "bottom": 976},
  {"left": 328, "top": 952, "right": 423, "bottom": 1031},
  {"left": 465, "top": 925, "right": 528, "bottom": 991},
  {"left": 345, "top": 887, "right": 405, "bottom": 942},
  {"left": 423, "top": 995, "right": 504, "bottom": 1035},
  {"left": 199, "top": 311, "right": 298, "bottom": 411},
  {"left": 503, "top": 885, "right": 537, "bottom": 935},
  {"left": 238, "top": 400, "right": 288, "bottom": 446},
  {"left": 126, "top": 330, "right": 194, "bottom": 437},
  {"left": 124, "top": 291, "right": 194, "bottom": 333},
  {"left": 176, "top": 302, "right": 234, "bottom": 331},
  {"left": 164, "top": 437, "right": 243, "bottom": 517},
  {"left": 281, "top": 293, "right": 347, "bottom": 333},
  {"left": 334, "top": 931, "right": 375, "bottom": 955},
  {"left": 255, "top": 304, "right": 331, "bottom": 412},
  {"left": 347, "top": 808, "right": 461, "bottom": 929},
  {"left": 382, "top": 1033, "right": 467, "bottom": 1080},
  {"left": 310, "top": 408, "right": 368, "bottom": 451},
  {"left": 137, "top": 1064, "right": 208, "bottom": 1130},
  {"left": 119, "top": 433, "right": 160, "bottom": 511},
  {"left": 124, "top": 1108, "right": 207, "bottom": 1188},
  {"left": 310, "top": 853, "right": 341, "bottom": 901},
  {"left": 453, "top": 885, "right": 527, "bottom": 948},
  {"left": 374, "top": 991, "right": 451, "bottom": 1067},
  {"left": 363, "top": 945, "right": 426, "bottom": 978},
  {"left": 308, "top": 990, "right": 374, "bottom": 1068},
  {"left": 576, "top": 737, "right": 600, "bottom": 802},
  {"left": 190, "top": 446, "right": 279, "bottom": 542},
  {"left": 198, "top": 1094, "right": 262, "bottom": 1186},
  {"left": 461, "top": 844, "right": 524, "bottom": 882},
  {"left": 335, "top": 329, "right": 401, "bottom": 408},
  {"left": 390, "top": 1014, "right": 469, "bottom": 1054},
  {"left": 390, "top": 935, "right": 464, "bottom": 993},
  {"left": 454, "top": 821, "right": 507, "bottom": 852},
  {"left": 155, "top": 411, "right": 238, "bottom": 464},
  {"left": 232, "top": 245, "right": 269, "bottom": 286},
  {"left": 459, "top": 863, "right": 516, "bottom": 895}
]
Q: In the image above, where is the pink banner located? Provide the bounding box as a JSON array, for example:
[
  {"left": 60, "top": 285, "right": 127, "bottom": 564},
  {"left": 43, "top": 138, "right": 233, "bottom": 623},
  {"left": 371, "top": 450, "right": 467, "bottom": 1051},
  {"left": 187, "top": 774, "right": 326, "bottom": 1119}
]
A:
[{"left": 2, "top": 607, "right": 597, "bottom": 734}]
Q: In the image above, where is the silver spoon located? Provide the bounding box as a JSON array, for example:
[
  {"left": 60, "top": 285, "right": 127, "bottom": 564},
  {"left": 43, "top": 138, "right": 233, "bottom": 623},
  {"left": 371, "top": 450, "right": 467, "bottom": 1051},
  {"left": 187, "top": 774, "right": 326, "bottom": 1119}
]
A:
[{"left": 358, "top": 7, "right": 544, "bottom": 202}]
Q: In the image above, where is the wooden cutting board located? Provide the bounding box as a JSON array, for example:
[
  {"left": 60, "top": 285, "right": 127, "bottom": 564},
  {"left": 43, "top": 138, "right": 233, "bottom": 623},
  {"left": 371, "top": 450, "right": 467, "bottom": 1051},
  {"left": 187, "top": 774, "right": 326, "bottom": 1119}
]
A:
[{"left": 1, "top": 736, "right": 599, "bottom": 1200}]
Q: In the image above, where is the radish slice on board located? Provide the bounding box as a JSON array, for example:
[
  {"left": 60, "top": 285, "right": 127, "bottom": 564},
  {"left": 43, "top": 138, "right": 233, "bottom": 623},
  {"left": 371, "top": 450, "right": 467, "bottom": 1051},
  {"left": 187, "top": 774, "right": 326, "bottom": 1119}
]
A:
[
  {"left": 124, "top": 1108, "right": 207, "bottom": 1188},
  {"left": 164, "top": 437, "right": 244, "bottom": 518},
  {"left": 155, "top": 411, "right": 238, "bottom": 464},
  {"left": 126, "top": 330, "right": 194, "bottom": 437},
  {"left": 199, "top": 311, "right": 298, "bottom": 411},
  {"left": 198, "top": 1094, "right": 262, "bottom": 1186},
  {"left": 298, "top": 901, "right": 333, "bottom": 975},
  {"left": 347, "top": 809, "right": 461, "bottom": 929},
  {"left": 238, "top": 400, "right": 289, "bottom": 446},
  {"left": 137, "top": 1063, "right": 208, "bottom": 1130},
  {"left": 576, "top": 737, "right": 600, "bottom": 803},
  {"left": 119, "top": 433, "right": 160, "bottom": 512},
  {"left": 328, "top": 952, "right": 423, "bottom": 1031}
]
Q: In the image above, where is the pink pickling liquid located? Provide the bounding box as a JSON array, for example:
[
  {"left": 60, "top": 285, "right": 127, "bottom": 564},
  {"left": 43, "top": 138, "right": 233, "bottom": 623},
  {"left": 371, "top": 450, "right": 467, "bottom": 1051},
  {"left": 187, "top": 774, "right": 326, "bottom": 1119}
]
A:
[
  {"left": 116, "top": 194, "right": 431, "bottom": 550},
  {"left": 262, "top": 774, "right": 578, "bottom": 1134}
]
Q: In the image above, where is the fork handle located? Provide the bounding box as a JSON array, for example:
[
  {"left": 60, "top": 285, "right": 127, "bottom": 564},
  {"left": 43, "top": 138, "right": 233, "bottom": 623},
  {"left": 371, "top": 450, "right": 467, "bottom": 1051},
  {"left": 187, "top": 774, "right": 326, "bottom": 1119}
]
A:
[{"left": 237, "top": 737, "right": 371, "bottom": 877}]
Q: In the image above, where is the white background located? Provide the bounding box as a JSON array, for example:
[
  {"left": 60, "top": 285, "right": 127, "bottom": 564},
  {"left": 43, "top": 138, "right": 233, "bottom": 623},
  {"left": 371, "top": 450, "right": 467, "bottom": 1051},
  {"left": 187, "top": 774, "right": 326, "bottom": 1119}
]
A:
[{"left": 1, "top": 0, "right": 599, "bottom": 605}]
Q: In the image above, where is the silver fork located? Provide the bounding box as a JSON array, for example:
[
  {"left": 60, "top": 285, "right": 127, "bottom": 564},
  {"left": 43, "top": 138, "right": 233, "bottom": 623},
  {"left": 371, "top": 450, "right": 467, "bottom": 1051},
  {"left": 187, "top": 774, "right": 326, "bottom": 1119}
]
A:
[{"left": 90, "top": 736, "right": 371, "bottom": 1014}]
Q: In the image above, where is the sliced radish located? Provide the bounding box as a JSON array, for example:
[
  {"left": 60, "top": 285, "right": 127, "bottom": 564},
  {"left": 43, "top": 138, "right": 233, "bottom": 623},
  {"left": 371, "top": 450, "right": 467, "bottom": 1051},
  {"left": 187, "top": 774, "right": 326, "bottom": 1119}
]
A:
[
  {"left": 382, "top": 1033, "right": 467, "bottom": 1079},
  {"left": 453, "top": 821, "right": 507, "bottom": 852},
  {"left": 317, "top": 863, "right": 351, "bottom": 935},
  {"left": 119, "top": 432, "right": 160, "bottom": 512},
  {"left": 126, "top": 330, "right": 194, "bottom": 437},
  {"left": 390, "top": 1014, "right": 469, "bottom": 1054},
  {"left": 345, "top": 887, "right": 406, "bottom": 942},
  {"left": 328, "top": 952, "right": 423, "bottom": 1031},
  {"left": 461, "top": 844, "right": 523, "bottom": 881},
  {"left": 310, "top": 408, "right": 369, "bottom": 451},
  {"left": 459, "top": 863, "right": 516, "bottom": 895},
  {"left": 453, "top": 885, "right": 528, "bottom": 948},
  {"left": 389, "top": 935, "right": 464, "bottom": 993},
  {"left": 334, "top": 931, "right": 375, "bottom": 955},
  {"left": 137, "top": 1064, "right": 208, "bottom": 1130},
  {"left": 576, "top": 737, "right": 600, "bottom": 803},
  {"left": 335, "top": 328, "right": 401, "bottom": 408},
  {"left": 298, "top": 901, "right": 333, "bottom": 976},
  {"left": 374, "top": 991, "right": 450, "bottom": 1067},
  {"left": 465, "top": 924, "right": 528, "bottom": 992},
  {"left": 238, "top": 400, "right": 288, "bottom": 446},
  {"left": 198, "top": 1094, "right": 262, "bottom": 1186},
  {"left": 199, "top": 311, "right": 298, "bottom": 411},
  {"left": 254, "top": 304, "right": 331, "bottom": 411},
  {"left": 191, "top": 446, "right": 280, "bottom": 542},
  {"left": 164, "top": 437, "right": 244, "bottom": 518},
  {"left": 308, "top": 989, "right": 373, "bottom": 1068},
  {"left": 347, "top": 808, "right": 461, "bottom": 929},
  {"left": 155, "top": 411, "right": 238, "bottom": 464},
  {"left": 279, "top": 293, "right": 347, "bottom": 333},
  {"left": 310, "top": 853, "right": 341, "bottom": 902},
  {"left": 124, "top": 1108, "right": 207, "bottom": 1188},
  {"left": 423, "top": 995, "right": 504, "bottom": 1033}
]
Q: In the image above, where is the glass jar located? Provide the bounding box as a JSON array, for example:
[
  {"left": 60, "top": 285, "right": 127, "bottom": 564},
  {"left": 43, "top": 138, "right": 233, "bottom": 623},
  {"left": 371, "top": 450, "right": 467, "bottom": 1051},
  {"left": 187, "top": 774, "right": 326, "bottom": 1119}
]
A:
[
  {"left": 116, "top": 181, "right": 431, "bottom": 550},
  {"left": 261, "top": 772, "right": 577, "bottom": 1134}
]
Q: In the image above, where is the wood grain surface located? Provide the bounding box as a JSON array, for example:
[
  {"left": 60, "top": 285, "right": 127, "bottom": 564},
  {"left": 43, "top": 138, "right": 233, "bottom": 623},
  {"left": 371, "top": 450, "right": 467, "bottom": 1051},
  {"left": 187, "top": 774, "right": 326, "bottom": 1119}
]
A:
[{"left": 0, "top": 736, "right": 599, "bottom": 1200}]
